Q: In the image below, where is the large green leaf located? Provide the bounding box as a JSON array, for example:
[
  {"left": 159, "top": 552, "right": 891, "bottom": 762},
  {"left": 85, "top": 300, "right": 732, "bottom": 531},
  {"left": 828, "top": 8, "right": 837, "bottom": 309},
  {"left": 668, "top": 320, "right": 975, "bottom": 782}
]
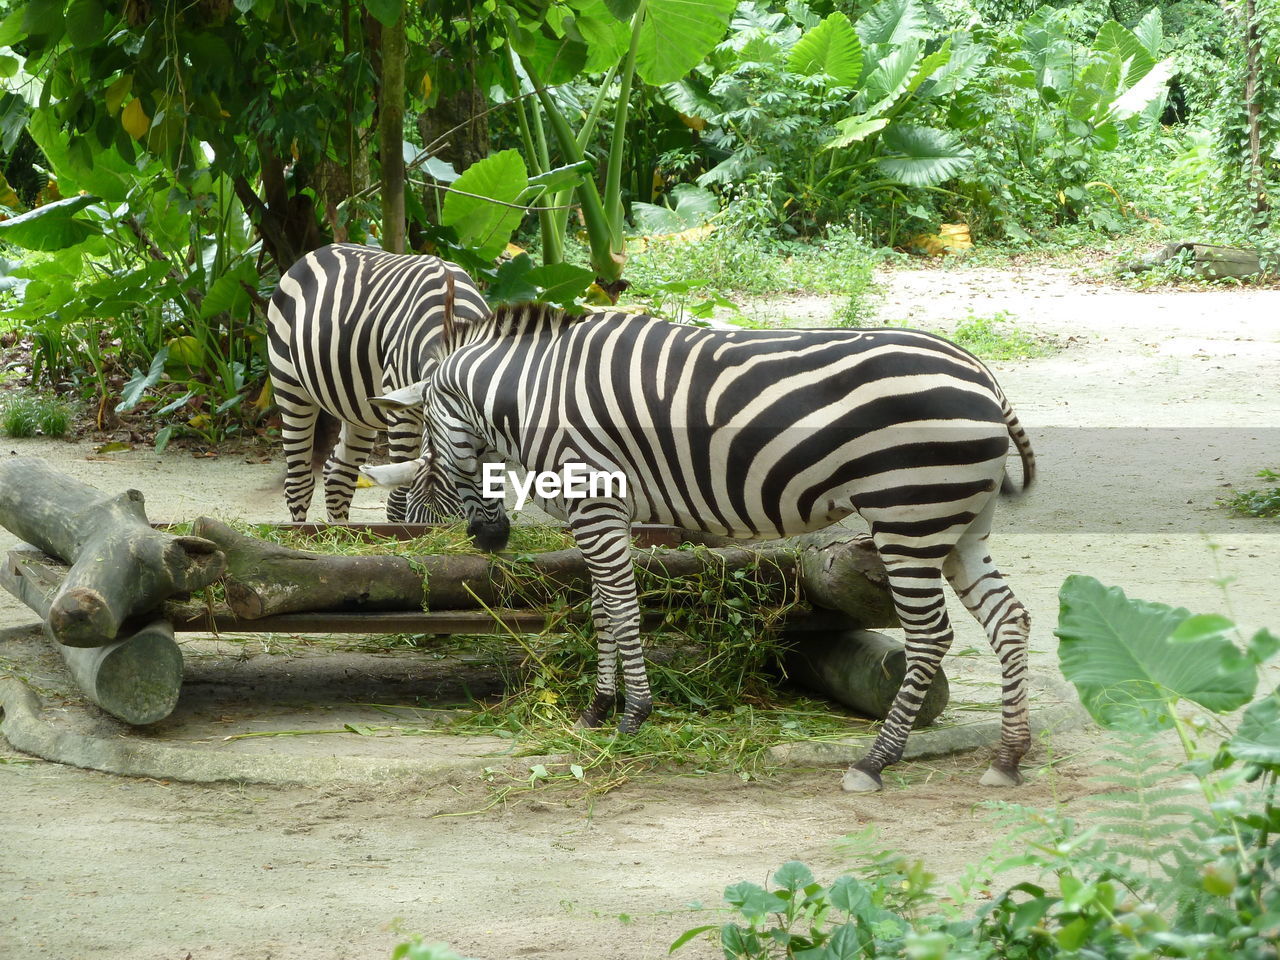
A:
[
  {"left": 27, "top": 108, "right": 142, "bottom": 201},
  {"left": 568, "top": 0, "right": 631, "bottom": 72},
  {"left": 630, "top": 182, "right": 717, "bottom": 234},
  {"left": 856, "top": 0, "right": 928, "bottom": 48},
  {"left": 634, "top": 0, "right": 737, "bottom": 86},
  {"left": 1056, "top": 576, "right": 1259, "bottom": 730},
  {"left": 926, "top": 39, "right": 988, "bottom": 97},
  {"left": 862, "top": 38, "right": 920, "bottom": 104},
  {"left": 1109, "top": 58, "right": 1175, "bottom": 121},
  {"left": 1133, "top": 7, "right": 1163, "bottom": 60},
  {"left": 1228, "top": 686, "right": 1280, "bottom": 766},
  {"left": 364, "top": 0, "right": 402, "bottom": 28},
  {"left": 826, "top": 115, "right": 889, "bottom": 150},
  {"left": 0, "top": 194, "right": 101, "bottom": 250},
  {"left": 1093, "top": 20, "right": 1154, "bottom": 89},
  {"left": 788, "top": 12, "right": 862, "bottom": 87},
  {"left": 65, "top": 0, "right": 105, "bottom": 48},
  {"left": 876, "top": 124, "right": 972, "bottom": 186},
  {"left": 441, "top": 150, "right": 529, "bottom": 262}
]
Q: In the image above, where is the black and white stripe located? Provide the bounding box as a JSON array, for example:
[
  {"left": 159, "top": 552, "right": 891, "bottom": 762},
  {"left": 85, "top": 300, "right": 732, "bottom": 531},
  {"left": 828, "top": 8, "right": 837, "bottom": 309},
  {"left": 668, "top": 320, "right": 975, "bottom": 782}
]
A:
[
  {"left": 266, "top": 243, "right": 489, "bottom": 521},
  {"left": 376, "top": 302, "right": 1036, "bottom": 792}
]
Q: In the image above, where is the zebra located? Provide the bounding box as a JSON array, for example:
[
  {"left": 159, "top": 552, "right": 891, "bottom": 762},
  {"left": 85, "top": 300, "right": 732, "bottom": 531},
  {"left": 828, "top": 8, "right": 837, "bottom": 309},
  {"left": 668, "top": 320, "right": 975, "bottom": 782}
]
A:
[
  {"left": 266, "top": 243, "right": 489, "bottom": 522},
  {"left": 365, "top": 302, "right": 1036, "bottom": 793}
]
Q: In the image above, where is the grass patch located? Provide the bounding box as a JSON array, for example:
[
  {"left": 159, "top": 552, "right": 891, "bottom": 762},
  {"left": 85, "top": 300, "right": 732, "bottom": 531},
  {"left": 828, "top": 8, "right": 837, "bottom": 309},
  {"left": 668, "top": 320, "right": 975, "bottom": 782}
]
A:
[
  {"left": 0, "top": 393, "right": 73, "bottom": 438},
  {"left": 623, "top": 225, "right": 880, "bottom": 316},
  {"left": 1221, "top": 468, "right": 1280, "bottom": 518},
  {"left": 949, "top": 310, "right": 1056, "bottom": 361}
]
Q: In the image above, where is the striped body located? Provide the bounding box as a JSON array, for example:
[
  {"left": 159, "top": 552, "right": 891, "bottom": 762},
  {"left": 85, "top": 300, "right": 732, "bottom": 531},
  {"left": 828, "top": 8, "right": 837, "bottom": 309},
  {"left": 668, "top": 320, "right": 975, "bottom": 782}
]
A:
[
  {"left": 385, "top": 303, "right": 1036, "bottom": 792},
  {"left": 267, "top": 244, "right": 489, "bottom": 521}
]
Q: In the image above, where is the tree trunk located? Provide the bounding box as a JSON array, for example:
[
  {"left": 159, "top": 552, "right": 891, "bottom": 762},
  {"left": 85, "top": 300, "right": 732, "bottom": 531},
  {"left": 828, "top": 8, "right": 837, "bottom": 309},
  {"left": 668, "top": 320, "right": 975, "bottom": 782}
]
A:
[
  {"left": 379, "top": 10, "right": 408, "bottom": 253},
  {"left": 1244, "top": 0, "right": 1268, "bottom": 216},
  {"left": 0, "top": 458, "right": 225, "bottom": 647},
  {"left": 782, "top": 627, "right": 948, "bottom": 727},
  {"left": 192, "top": 517, "right": 897, "bottom": 628}
]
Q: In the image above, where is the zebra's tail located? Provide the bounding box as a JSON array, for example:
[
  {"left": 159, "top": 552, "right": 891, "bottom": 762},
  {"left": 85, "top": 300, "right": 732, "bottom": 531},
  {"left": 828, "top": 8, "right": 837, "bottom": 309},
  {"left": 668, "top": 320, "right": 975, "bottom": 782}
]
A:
[{"left": 999, "top": 396, "right": 1036, "bottom": 496}]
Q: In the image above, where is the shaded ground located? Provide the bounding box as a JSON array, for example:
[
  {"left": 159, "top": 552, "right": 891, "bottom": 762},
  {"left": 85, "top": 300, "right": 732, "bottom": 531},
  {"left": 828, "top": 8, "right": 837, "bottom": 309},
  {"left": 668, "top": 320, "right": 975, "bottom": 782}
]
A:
[{"left": 2, "top": 261, "right": 1278, "bottom": 960}]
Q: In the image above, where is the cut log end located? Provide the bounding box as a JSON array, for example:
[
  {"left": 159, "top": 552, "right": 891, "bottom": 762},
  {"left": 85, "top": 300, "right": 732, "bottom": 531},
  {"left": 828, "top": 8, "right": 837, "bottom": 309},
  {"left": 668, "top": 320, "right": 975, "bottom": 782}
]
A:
[{"left": 48, "top": 586, "right": 117, "bottom": 648}]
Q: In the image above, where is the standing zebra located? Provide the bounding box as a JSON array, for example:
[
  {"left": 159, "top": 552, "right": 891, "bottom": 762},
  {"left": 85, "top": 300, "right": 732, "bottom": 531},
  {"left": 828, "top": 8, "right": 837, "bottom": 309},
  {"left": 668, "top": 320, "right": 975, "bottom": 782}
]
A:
[
  {"left": 267, "top": 243, "right": 489, "bottom": 522},
  {"left": 367, "top": 303, "right": 1036, "bottom": 792}
]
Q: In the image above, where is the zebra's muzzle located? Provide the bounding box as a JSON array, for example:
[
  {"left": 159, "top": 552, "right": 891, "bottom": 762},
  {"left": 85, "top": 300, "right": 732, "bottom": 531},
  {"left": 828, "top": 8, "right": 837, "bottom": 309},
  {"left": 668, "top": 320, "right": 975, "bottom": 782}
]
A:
[{"left": 468, "top": 515, "right": 511, "bottom": 552}]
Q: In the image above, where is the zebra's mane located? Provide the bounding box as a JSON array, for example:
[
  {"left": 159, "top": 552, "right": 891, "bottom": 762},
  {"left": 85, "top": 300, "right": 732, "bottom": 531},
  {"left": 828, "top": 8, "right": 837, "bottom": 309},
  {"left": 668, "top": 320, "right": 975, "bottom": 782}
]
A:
[{"left": 447, "top": 300, "right": 593, "bottom": 350}]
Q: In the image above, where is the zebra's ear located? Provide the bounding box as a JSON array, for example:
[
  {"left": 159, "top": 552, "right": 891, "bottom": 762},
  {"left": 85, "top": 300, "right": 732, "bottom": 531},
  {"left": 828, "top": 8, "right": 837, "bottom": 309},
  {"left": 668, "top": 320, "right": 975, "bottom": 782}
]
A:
[
  {"left": 359, "top": 458, "right": 426, "bottom": 488},
  {"left": 369, "top": 380, "right": 430, "bottom": 412}
]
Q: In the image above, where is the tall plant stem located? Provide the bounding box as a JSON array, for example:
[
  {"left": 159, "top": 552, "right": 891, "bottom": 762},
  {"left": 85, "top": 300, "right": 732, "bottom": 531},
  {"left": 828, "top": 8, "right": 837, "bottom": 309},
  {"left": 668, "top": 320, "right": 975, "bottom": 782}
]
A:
[
  {"left": 604, "top": 0, "right": 647, "bottom": 243},
  {"left": 524, "top": 59, "right": 624, "bottom": 289},
  {"left": 506, "top": 48, "right": 562, "bottom": 266}
]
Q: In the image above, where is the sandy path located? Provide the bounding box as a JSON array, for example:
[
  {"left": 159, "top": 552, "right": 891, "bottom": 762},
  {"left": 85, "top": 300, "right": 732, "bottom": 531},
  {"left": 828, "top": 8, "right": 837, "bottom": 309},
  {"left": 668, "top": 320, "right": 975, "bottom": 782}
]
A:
[{"left": 1, "top": 264, "right": 1277, "bottom": 960}]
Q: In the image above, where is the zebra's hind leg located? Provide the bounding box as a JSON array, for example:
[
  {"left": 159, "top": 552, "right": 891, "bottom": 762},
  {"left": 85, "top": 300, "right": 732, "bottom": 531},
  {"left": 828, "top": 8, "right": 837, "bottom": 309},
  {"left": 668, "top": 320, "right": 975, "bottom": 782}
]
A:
[
  {"left": 569, "top": 502, "right": 649, "bottom": 733},
  {"left": 844, "top": 563, "right": 954, "bottom": 793},
  {"left": 943, "top": 503, "right": 1031, "bottom": 787},
  {"left": 383, "top": 413, "right": 424, "bottom": 522},
  {"left": 323, "top": 422, "right": 378, "bottom": 521}
]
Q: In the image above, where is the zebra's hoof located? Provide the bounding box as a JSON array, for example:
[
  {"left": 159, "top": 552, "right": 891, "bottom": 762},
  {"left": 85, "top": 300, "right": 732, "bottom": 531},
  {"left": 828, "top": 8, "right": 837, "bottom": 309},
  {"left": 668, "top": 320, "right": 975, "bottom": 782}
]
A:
[
  {"left": 979, "top": 764, "right": 1023, "bottom": 787},
  {"left": 841, "top": 766, "right": 883, "bottom": 793},
  {"left": 616, "top": 704, "right": 652, "bottom": 735}
]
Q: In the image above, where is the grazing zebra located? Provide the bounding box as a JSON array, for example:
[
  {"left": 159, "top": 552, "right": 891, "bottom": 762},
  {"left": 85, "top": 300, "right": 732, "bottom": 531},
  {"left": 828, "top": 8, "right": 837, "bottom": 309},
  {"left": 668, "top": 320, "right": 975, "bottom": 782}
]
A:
[
  {"left": 366, "top": 303, "right": 1036, "bottom": 792},
  {"left": 267, "top": 243, "right": 489, "bottom": 522}
]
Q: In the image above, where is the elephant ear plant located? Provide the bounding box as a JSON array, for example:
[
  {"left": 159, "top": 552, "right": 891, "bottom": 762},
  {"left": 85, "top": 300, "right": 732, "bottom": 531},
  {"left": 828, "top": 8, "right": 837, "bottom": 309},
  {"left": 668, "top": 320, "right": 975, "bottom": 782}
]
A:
[{"left": 1041, "top": 575, "right": 1280, "bottom": 957}]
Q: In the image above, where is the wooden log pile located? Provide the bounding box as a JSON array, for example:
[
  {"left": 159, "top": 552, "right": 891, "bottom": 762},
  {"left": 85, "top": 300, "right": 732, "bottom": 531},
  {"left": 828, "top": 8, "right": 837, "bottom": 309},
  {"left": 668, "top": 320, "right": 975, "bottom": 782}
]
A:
[{"left": 0, "top": 457, "right": 944, "bottom": 731}]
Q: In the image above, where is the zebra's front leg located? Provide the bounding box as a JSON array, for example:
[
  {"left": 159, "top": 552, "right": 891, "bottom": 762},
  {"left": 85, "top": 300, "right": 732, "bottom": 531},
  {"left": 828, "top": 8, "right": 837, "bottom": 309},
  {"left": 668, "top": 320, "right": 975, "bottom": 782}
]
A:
[
  {"left": 576, "top": 577, "right": 621, "bottom": 729},
  {"left": 844, "top": 566, "right": 953, "bottom": 793},
  {"left": 279, "top": 402, "right": 320, "bottom": 522},
  {"left": 570, "top": 504, "right": 650, "bottom": 734}
]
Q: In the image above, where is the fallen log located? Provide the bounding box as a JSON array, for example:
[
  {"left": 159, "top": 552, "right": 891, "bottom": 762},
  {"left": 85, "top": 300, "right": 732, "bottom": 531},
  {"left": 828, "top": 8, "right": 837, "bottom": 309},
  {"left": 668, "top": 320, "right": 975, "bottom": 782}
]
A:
[
  {"left": 0, "top": 457, "right": 225, "bottom": 647},
  {"left": 192, "top": 517, "right": 898, "bottom": 628},
  {"left": 1, "top": 548, "right": 183, "bottom": 724}
]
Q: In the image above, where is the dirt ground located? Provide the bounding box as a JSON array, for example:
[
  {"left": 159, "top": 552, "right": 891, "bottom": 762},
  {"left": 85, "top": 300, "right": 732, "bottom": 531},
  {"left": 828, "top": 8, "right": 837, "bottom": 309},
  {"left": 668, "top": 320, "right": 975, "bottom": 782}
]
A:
[{"left": 2, "top": 262, "right": 1278, "bottom": 960}]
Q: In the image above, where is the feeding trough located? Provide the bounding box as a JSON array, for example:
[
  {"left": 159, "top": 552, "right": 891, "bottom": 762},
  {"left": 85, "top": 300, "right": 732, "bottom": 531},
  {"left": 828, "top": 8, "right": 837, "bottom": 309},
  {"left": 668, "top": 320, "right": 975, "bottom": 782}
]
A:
[{"left": 0, "top": 457, "right": 947, "bottom": 736}]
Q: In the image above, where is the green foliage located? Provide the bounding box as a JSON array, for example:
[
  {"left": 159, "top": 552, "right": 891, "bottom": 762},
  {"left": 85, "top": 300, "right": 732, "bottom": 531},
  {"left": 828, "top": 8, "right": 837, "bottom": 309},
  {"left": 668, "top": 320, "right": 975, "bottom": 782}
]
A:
[
  {"left": 675, "top": 582, "right": 1280, "bottom": 960},
  {"left": 391, "top": 939, "right": 477, "bottom": 960},
  {"left": 1221, "top": 467, "right": 1280, "bottom": 519},
  {"left": 663, "top": 0, "right": 979, "bottom": 237},
  {"left": 625, "top": 221, "right": 879, "bottom": 308}
]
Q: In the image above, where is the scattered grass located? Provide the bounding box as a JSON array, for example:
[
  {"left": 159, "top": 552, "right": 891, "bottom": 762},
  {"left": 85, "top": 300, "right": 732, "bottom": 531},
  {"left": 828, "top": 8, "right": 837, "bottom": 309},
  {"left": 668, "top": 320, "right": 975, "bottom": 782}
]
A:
[
  {"left": 213, "top": 517, "right": 576, "bottom": 557},
  {"left": 949, "top": 310, "right": 1056, "bottom": 361},
  {"left": 1221, "top": 468, "right": 1280, "bottom": 518},
  {"left": 191, "top": 520, "right": 862, "bottom": 792}
]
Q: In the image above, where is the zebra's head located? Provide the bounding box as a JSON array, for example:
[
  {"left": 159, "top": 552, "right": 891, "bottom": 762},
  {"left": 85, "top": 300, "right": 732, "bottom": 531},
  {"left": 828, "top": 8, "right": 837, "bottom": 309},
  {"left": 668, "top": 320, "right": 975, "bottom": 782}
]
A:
[
  {"left": 360, "top": 453, "right": 463, "bottom": 524},
  {"left": 365, "top": 380, "right": 510, "bottom": 552},
  {"left": 364, "top": 379, "right": 463, "bottom": 525}
]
